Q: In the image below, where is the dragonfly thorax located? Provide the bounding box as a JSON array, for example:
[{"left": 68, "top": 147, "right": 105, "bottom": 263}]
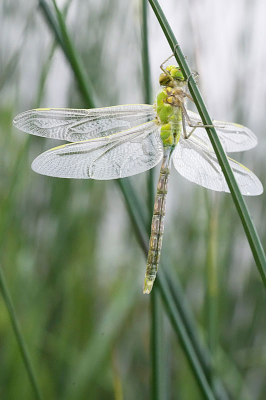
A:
[
  {"left": 163, "top": 86, "right": 187, "bottom": 108},
  {"left": 156, "top": 87, "right": 183, "bottom": 148}
]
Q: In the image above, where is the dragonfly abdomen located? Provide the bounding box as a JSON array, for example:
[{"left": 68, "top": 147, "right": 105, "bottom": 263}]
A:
[{"left": 143, "top": 148, "right": 172, "bottom": 294}]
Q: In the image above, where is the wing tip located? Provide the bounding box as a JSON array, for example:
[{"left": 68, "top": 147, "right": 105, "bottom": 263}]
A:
[
  {"left": 13, "top": 113, "right": 22, "bottom": 127},
  {"left": 31, "top": 155, "right": 42, "bottom": 175},
  {"left": 13, "top": 109, "right": 35, "bottom": 128},
  {"left": 245, "top": 182, "right": 264, "bottom": 196}
]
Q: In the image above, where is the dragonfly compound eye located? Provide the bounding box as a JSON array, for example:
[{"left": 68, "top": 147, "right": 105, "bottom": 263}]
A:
[
  {"left": 166, "top": 65, "right": 184, "bottom": 81},
  {"left": 159, "top": 73, "right": 171, "bottom": 86}
]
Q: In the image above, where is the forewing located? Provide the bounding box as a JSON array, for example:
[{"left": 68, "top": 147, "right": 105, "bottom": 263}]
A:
[
  {"left": 13, "top": 105, "right": 156, "bottom": 141},
  {"left": 31, "top": 122, "right": 163, "bottom": 179},
  {"left": 173, "top": 136, "right": 263, "bottom": 196},
  {"left": 187, "top": 110, "right": 257, "bottom": 152}
]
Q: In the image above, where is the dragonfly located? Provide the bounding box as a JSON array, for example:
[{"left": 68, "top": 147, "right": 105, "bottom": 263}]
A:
[{"left": 13, "top": 61, "right": 263, "bottom": 294}]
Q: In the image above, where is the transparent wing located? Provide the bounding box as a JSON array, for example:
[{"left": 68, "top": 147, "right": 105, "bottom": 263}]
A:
[
  {"left": 13, "top": 104, "right": 156, "bottom": 142},
  {"left": 187, "top": 110, "right": 258, "bottom": 152},
  {"left": 31, "top": 121, "right": 163, "bottom": 179},
  {"left": 173, "top": 136, "right": 263, "bottom": 196}
]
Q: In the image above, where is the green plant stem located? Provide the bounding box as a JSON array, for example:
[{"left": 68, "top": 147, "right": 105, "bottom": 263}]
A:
[
  {"left": 0, "top": 267, "right": 43, "bottom": 400},
  {"left": 39, "top": 0, "right": 96, "bottom": 108},
  {"left": 117, "top": 156, "right": 231, "bottom": 400},
  {"left": 121, "top": 178, "right": 231, "bottom": 399},
  {"left": 150, "top": 288, "right": 165, "bottom": 400},
  {"left": 157, "top": 273, "right": 216, "bottom": 400},
  {"left": 141, "top": 0, "right": 152, "bottom": 106},
  {"left": 148, "top": 148, "right": 165, "bottom": 400},
  {"left": 164, "top": 269, "right": 230, "bottom": 400},
  {"left": 117, "top": 179, "right": 148, "bottom": 254},
  {"left": 148, "top": 0, "right": 266, "bottom": 289},
  {"left": 206, "top": 194, "right": 219, "bottom": 367},
  {"left": 39, "top": 0, "right": 66, "bottom": 51},
  {"left": 141, "top": 1, "right": 165, "bottom": 398},
  {"left": 0, "top": 15, "right": 69, "bottom": 399},
  {"left": 118, "top": 180, "right": 217, "bottom": 400},
  {"left": 0, "top": 139, "right": 31, "bottom": 249}
]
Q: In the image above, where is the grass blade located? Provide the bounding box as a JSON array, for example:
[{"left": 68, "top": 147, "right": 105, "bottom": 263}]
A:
[
  {"left": 150, "top": 288, "right": 165, "bottom": 400},
  {"left": 0, "top": 266, "right": 43, "bottom": 400},
  {"left": 157, "top": 277, "right": 216, "bottom": 400},
  {"left": 39, "top": 0, "right": 97, "bottom": 108},
  {"left": 206, "top": 194, "right": 219, "bottom": 369},
  {"left": 117, "top": 177, "right": 221, "bottom": 399},
  {"left": 0, "top": 16, "right": 70, "bottom": 399},
  {"left": 141, "top": 1, "right": 165, "bottom": 398},
  {"left": 141, "top": 0, "right": 152, "bottom": 106}
]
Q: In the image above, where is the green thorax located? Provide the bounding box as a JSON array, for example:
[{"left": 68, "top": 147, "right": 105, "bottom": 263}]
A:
[
  {"left": 156, "top": 88, "right": 183, "bottom": 148},
  {"left": 156, "top": 65, "right": 187, "bottom": 148}
]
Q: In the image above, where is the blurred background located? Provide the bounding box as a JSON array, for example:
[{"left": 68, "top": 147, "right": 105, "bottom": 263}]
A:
[{"left": 1, "top": 0, "right": 266, "bottom": 399}]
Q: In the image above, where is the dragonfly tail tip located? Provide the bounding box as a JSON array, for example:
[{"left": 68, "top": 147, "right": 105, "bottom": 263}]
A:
[{"left": 143, "top": 277, "right": 154, "bottom": 294}]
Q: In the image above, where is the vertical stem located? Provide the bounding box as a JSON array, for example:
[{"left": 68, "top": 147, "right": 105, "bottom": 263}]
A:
[
  {"left": 157, "top": 272, "right": 216, "bottom": 400},
  {"left": 207, "top": 195, "right": 219, "bottom": 354},
  {"left": 0, "top": 267, "right": 43, "bottom": 400},
  {"left": 141, "top": 1, "right": 165, "bottom": 398},
  {"left": 0, "top": 37, "right": 58, "bottom": 400},
  {"left": 150, "top": 288, "right": 165, "bottom": 400},
  {"left": 49, "top": 0, "right": 97, "bottom": 108},
  {"left": 206, "top": 194, "right": 219, "bottom": 385},
  {"left": 141, "top": 0, "right": 152, "bottom": 106}
]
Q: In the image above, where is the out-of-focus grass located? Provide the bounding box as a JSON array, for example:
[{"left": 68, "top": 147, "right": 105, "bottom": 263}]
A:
[{"left": 1, "top": 0, "right": 266, "bottom": 399}]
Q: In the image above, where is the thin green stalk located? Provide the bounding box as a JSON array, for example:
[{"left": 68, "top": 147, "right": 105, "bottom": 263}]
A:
[
  {"left": 36, "top": 42, "right": 57, "bottom": 107},
  {"left": 0, "top": 138, "right": 31, "bottom": 249},
  {"left": 148, "top": 0, "right": 266, "bottom": 289},
  {"left": 0, "top": 267, "right": 43, "bottom": 400},
  {"left": 164, "top": 269, "right": 230, "bottom": 400},
  {"left": 148, "top": 148, "right": 165, "bottom": 400},
  {"left": 117, "top": 174, "right": 230, "bottom": 400},
  {"left": 39, "top": 0, "right": 96, "bottom": 108},
  {"left": 0, "top": 36, "right": 58, "bottom": 251},
  {"left": 118, "top": 172, "right": 229, "bottom": 400},
  {"left": 0, "top": 51, "right": 20, "bottom": 93},
  {"left": 0, "top": 21, "right": 68, "bottom": 399},
  {"left": 117, "top": 180, "right": 218, "bottom": 400},
  {"left": 150, "top": 288, "right": 165, "bottom": 400},
  {"left": 117, "top": 179, "right": 148, "bottom": 255},
  {"left": 39, "top": 0, "right": 66, "bottom": 52},
  {"left": 141, "top": 0, "right": 152, "bottom": 106},
  {"left": 157, "top": 272, "right": 215, "bottom": 400},
  {"left": 141, "top": 1, "right": 165, "bottom": 398},
  {"left": 206, "top": 194, "right": 219, "bottom": 365},
  {"left": 52, "top": 0, "right": 98, "bottom": 107}
]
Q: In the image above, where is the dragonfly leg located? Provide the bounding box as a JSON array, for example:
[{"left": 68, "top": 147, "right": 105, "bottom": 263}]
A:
[
  {"left": 160, "top": 56, "right": 175, "bottom": 82},
  {"left": 182, "top": 112, "right": 199, "bottom": 139},
  {"left": 160, "top": 54, "right": 175, "bottom": 71},
  {"left": 185, "top": 92, "right": 195, "bottom": 103},
  {"left": 182, "top": 112, "right": 189, "bottom": 138},
  {"left": 181, "top": 104, "right": 214, "bottom": 139}
]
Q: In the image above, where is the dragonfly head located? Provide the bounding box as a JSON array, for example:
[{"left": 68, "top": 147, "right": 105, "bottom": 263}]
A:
[{"left": 159, "top": 65, "right": 185, "bottom": 87}]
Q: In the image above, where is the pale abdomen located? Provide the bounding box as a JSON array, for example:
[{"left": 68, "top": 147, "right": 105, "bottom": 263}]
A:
[{"left": 143, "top": 147, "right": 172, "bottom": 294}]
